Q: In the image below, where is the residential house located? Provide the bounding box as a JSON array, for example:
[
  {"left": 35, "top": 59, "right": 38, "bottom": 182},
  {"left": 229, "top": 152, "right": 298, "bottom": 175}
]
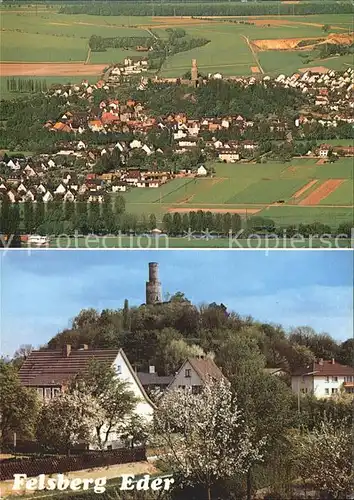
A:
[
  {"left": 291, "top": 359, "right": 354, "bottom": 398},
  {"left": 168, "top": 356, "right": 224, "bottom": 393},
  {"left": 218, "top": 149, "right": 240, "bottom": 163},
  {"left": 18, "top": 346, "right": 155, "bottom": 448},
  {"left": 318, "top": 144, "right": 332, "bottom": 157},
  {"left": 43, "top": 191, "right": 54, "bottom": 203},
  {"left": 197, "top": 165, "right": 207, "bottom": 176}
]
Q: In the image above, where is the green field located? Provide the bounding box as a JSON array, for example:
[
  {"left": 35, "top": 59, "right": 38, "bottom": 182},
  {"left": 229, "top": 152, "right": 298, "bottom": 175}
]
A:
[
  {"left": 0, "top": 9, "right": 352, "bottom": 79},
  {"left": 120, "top": 158, "right": 353, "bottom": 227}
]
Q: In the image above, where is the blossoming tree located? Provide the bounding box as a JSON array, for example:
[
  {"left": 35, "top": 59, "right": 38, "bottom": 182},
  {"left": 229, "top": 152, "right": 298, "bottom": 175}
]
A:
[{"left": 154, "top": 378, "right": 266, "bottom": 500}]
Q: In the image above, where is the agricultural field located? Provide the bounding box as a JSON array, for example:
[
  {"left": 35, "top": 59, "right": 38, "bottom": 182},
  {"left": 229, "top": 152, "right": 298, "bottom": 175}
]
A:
[
  {"left": 121, "top": 158, "right": 354, "bottom": 228},
  {"left": 0, "top": 9, "right": 352, "bottom": 81}
]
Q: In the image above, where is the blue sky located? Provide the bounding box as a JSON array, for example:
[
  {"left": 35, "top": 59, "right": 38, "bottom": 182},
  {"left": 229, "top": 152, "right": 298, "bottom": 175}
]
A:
[{"left": 1, "top": 250, "right": 353, "bottom": 356}]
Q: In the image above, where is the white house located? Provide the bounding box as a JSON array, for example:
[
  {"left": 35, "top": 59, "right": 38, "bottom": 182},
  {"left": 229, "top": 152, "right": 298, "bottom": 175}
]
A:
[
  {"left": 63, "top": 191, "right": 75, "bottom": 202},
  {"left": 197, "top": 165, "right": 207, "bottom": 176},
  {"left": 54, "top": 183, "right": 66, "bottom": 195},
  {"left": 18, "top": 346, "right": 155, "bottom": 450},
  {"left": 112, "top": 184, "right": 127, "bottom": 193},
  {"left": 168, "top": 356, "right": 224, "bottom": 393},
  {"left": 291, "top": 359, "right": 354, "bottom": 399},
  {"left": 218, "top": 149, "right": 240, "bottom": 163},
  {"left": 43, "top": 191, "right": 54, "bottom": 203},
  {"left": 318, "top": 144, "right": 331, "bottom": 157}
]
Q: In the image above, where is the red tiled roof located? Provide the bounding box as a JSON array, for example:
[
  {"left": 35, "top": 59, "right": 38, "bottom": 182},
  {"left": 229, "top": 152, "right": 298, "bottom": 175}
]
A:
[
  {"left": 187, "top": 357, "right": 224, "bottom": 383},
  {"left": 293, "top": 360, "right": 354, "bottom": 377},
  {"left": 18, "top": 348, "right": 119, "bottom": 387}
]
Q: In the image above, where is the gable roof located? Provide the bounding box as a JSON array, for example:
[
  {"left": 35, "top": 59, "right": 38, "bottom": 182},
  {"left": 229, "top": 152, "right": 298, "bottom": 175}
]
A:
[
  {"left": 292, "top": 360, "right": 354, "bottom": 377},
  {"left": 137, "top": 372, "right": 173, "bottom": 387},
  {"left": 169, "top": 357, "right": 224, "bottom": 389},
  {"left": 19, "top": 347, "right": 119, "bottom": 387},
  {"left": 19, "top": 346, "right": 156, "bottom": 409},
  {"left": 187, "top": 357, "right": 224, "bottom": 383}
]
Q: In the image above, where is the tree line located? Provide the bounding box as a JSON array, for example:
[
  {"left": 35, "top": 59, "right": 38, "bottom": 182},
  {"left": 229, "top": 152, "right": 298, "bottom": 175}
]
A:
[
  {"left": 5, "top": 78, "right": 48, "bottom": 94},
  {"left": 0, "top": 197, "right": 352, "bottom": 239},
  {"left": 59, "top": 2, "right": 353, "bottom": 17}
]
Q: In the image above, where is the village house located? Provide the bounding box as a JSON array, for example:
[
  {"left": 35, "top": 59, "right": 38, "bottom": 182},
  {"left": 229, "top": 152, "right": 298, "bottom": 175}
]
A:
[
  {"left": 317, "top": 144, "right": 332, "bottom": 157},
  {"left": 168, "top": 356, "right": 225, "bottom": 393},
  {"left": 291, "top": 359, "right": 354, "bottom": 398},
  {"left": 18, "top": 345, "right": 155, "bottom": 449},
  {"left": 197, "top": 165, "right": 207, "bottom": 176},
  {"left": 218, "top": 149, "right": 240, "bottom": 163}
]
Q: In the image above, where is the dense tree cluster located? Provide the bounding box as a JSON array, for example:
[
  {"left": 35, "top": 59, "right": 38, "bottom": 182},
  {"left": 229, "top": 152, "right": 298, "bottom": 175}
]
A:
[
  {"left": 45, "top": 302, "right": 352, "bottom": 377},
  {"left": 89, "top": 35, "right": 154, "bottom": 52},
  {"left": 136, "top": 80, "right": 306, "bottom": 119},
  {"left": 5, "top": 78, "right": 48, "bottom": 94},
  {"left": 317, "top": 41, "right": 354, "bottom": 59},
  {"left": 59, "top": 2, "right": 353, "bottom": 17}
]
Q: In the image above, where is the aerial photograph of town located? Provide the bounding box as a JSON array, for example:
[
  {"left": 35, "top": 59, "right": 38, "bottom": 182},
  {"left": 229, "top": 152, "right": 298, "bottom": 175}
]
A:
[
  {"left": 0, "top": 250, "right": 353, "bottom": 499},
  {"left": 0, "top": 0, "right": 353, "bottom": 247}
]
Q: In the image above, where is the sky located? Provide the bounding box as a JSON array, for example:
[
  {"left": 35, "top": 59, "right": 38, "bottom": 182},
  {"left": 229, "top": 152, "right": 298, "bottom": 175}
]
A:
[{"left": 0, "top": 250, "right": 353, "bottom": 356}]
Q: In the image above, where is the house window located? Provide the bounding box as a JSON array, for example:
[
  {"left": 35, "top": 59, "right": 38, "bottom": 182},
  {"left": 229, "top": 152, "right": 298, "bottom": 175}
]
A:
[
  {"left": 331, "top": 388, "right": 338, "bottom": 394},
  {"left": 325, "top": 376, "right": 329, "bottom": 383},
  {"left": 325, "top": 388, "right": 329, "bottom": 395},
  {"left": 332, "top": 376, "right": 338, "bottom": 382},
  {"left": 116, "top": 365, "right": 122, "bottom": 374},
  {"left": 37, "top": 388, "right": 44, "bottom": 398},
  {"left": 192, "top": 386, "right": 201, "bottom": 395},
  {"left": 44, "top": 388, "right": 52, "bottom": 399},
  {"left": 52, "top": 388, "right": 60, "bottom": 398},
  {"left": 185, "top": 369, "right": 191, "bottom": 378},
  {"left": 179, "top": 385, "right": 185, "bottom": 389}
]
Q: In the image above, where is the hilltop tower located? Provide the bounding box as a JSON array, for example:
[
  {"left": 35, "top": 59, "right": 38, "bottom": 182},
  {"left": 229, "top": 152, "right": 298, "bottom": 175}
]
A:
[
  {"left": 191, "top": 59, "right": 198, "bottom": 85},
  {"left": 146, "top": 262, "right": 162, "bottom": 305}
]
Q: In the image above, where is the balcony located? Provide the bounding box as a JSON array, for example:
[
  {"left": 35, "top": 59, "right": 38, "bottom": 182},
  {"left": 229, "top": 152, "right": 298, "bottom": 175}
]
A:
[{"left": 343, "top": 381, "right": 354, "bottom": 388}]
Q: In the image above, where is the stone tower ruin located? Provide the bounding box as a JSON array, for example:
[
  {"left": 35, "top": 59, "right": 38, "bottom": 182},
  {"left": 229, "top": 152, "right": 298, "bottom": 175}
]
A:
[
  {"left": 191, "top": 59, "right": 198, "bottom": 85},
  {"left": 146, "top": 262, "right": 162, "bottom": 305}
]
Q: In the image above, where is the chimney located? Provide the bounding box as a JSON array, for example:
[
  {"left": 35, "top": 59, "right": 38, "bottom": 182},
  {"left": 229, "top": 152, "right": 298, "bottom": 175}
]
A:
[
  {"left": 149, "top": 365, "right": 155, "bottom": 374},
  {"left": 332, "top": 358, "right": 335, "bottom": 364},
  {"left": 63, "top": 344, "right": 71, "bottom": 357},
  {"left": 79, "top": 344, "right": 89, "bottom": 350},
  {"left": 318, "top": 358, "right": 324, "bottom": 366}
]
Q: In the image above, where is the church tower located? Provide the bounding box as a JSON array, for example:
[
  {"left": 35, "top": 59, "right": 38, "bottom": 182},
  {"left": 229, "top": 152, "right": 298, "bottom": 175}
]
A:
[
  {"left": 191, "top": 59, "right": 198, "bottom": 86},
  {"left": 146, "top": 262, "right": 162, "bottom": 305}
]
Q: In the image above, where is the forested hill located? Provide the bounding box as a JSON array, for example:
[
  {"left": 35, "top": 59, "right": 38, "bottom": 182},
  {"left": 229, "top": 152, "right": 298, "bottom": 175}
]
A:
[
  {"left": 46, "top": 296, "right": 352, "bottom": 377},
  {"left": 59, "top": 2, "right": 353, "bottom": 16},
  {"left": 133, "top": 80, "right": 306, "bottom": 119}
]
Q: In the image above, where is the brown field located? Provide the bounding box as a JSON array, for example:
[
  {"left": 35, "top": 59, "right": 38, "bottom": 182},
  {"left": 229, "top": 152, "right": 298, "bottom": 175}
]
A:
[
  {"left": 293, "top": 179, "right": 318, "bottom": 199},
  {"left": 0, "top": 62, "right": 106, "bottom": 77},
  {"left": 299, "top": 66, "right": 330, "bottom": 73},
  {"left": 299, "top": 179, "right": 343, "bottom": 205},
  {"left": 252, "top": 32, "right": 353, "bottom": 51},
  {"left": 252, "top": 37, "right": 317, "bottom": 50},
  {"left": 168, "top": 207, "right": 261, "bottom": 214}
]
